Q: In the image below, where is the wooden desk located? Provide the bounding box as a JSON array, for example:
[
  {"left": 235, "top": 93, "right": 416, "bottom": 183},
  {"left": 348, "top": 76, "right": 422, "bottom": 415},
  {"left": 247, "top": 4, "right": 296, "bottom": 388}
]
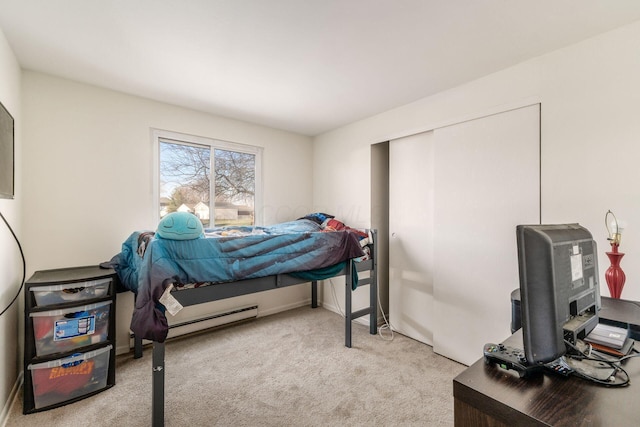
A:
[{"left": 453, "top": 298, "right": 640, "bottom": 426}]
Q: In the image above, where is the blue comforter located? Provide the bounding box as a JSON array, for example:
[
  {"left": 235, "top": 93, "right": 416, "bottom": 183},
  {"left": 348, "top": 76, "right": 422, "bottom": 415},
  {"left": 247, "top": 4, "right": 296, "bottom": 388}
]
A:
[{"left": 118, "top": 219, "right": 365, "bottom": 342}]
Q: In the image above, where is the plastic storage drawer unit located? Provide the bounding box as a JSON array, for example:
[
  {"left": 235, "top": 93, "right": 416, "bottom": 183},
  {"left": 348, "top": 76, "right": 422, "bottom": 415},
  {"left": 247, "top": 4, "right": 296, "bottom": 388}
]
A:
[
  {"left": 30, "top": 301, "right": 111, "bottom": 356},
  {"left": 31, "top": 278, "right": 111, "bottom": 307},
  {"left": 28, "top": 345, "right": 112, "bottom": 410}
]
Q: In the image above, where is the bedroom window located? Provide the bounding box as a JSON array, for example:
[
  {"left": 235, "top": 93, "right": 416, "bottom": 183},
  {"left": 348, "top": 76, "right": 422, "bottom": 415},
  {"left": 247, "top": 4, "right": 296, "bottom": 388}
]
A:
[{"left": 154, "top": 129, "right": 262, "bottom": 227}]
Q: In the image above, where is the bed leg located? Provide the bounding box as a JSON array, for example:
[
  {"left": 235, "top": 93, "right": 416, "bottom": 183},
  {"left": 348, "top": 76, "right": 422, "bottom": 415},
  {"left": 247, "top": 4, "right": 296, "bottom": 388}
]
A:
[
  {"left": 345, "top": 262, "right": 353, "bottom": 348},
  {"left": 370, "top": 265, "right": 378, "bottom": 336},
  {"left": 134, "top": 334, "right": 143, "bottom": 359},
  {"left": 370, "top": 228, "right": 378, "bottom": 336},
  {"left": 311, "top": 280, "right": 318, "bottom": 308},
  {"left": 152, "top": 342, "right": 165, "bottom": 427}
]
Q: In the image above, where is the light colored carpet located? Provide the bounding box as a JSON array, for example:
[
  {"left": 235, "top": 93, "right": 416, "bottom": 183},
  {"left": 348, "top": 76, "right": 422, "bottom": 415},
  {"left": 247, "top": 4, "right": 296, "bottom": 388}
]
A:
[{"left": 6, "top": 306, "right": 465, "bottom": 426}]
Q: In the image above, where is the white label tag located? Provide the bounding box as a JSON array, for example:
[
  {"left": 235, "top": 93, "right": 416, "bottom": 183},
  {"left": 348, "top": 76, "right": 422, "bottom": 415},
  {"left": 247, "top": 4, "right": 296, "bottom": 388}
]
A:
[
  {"left": 159, "top": 284, "right": 183, "bottom": 316},
  {"left": 570, "top": 253, "right": 583, "bottom": 282}
]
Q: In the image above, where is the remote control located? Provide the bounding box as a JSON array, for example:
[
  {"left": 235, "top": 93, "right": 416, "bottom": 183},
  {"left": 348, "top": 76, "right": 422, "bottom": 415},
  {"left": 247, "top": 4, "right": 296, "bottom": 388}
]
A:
[
  {"left": 483, "top": 343, "right": 542, "bottom": 378},
  {"left": 544, "top": 357, "right": 575, "bottom": 377}
]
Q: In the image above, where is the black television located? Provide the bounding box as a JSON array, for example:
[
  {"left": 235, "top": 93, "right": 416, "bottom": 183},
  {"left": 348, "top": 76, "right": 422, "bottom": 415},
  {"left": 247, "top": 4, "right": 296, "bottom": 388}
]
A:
[
  {"left": 516, "top": 223, "right": 601, "bottom": 364},
  {"left": 0, "top": 100, "right": 14, "bottom": 199}
]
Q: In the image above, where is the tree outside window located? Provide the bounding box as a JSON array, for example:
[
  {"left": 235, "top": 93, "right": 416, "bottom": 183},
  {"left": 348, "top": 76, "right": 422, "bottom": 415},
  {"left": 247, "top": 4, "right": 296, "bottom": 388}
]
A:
[{"left": 157, "top": 133, "right": 259, "bottom": 227}]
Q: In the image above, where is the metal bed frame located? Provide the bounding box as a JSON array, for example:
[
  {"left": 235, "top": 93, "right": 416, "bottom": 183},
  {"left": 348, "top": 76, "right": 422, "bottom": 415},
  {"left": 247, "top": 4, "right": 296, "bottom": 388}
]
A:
[{"left": 136, "top": 230, "right": 378, "bottom": 427}]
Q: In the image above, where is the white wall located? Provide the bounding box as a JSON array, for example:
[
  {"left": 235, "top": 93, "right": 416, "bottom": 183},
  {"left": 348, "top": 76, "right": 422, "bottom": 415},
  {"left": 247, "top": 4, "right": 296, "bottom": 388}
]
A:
[
  {"left": 314, "top": 21, "right": 640, "bottom": 335},
  {"left": 0, "top": 26, "right": 22, "bottom": 425},
  {"left": 21, "top": 72, "right": 315, "bottom": 354}
]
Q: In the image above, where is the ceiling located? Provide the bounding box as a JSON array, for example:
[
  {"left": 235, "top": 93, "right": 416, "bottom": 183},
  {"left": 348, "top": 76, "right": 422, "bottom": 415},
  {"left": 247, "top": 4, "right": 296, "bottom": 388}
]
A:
[{"left": 2, "top": 1, "right": 640, "bottom": 136}]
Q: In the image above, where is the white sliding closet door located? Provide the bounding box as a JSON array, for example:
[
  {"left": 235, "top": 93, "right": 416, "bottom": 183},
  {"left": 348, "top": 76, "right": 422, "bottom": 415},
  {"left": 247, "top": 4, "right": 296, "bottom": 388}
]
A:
[
  {"left": 389, "top": 132, "right": 435, "bottom": 345},
  {"left": 433, "top": 104, "right": 540, "bottom": 365}
]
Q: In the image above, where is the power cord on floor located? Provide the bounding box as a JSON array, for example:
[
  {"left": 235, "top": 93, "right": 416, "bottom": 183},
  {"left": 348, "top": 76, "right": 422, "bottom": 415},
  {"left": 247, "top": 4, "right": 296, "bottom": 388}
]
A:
[
  {"left": 0, "top": 208, "right": 26, "bottom": 317},
  {"left": 377, "top": 302, "right": 394, "bottom": 342}
]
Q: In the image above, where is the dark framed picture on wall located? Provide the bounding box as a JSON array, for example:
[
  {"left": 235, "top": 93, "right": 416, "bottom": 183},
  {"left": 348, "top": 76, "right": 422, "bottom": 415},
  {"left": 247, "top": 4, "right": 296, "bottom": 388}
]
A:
[{"left": 0, "top": 100, "right": 14, "bottom": 199}]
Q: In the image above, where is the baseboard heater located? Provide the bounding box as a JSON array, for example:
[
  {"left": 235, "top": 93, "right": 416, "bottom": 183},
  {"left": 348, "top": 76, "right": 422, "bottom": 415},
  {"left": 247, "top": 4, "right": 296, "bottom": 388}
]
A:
[{"left": 129, "top": 304, "right": 258, "bottom": 348}]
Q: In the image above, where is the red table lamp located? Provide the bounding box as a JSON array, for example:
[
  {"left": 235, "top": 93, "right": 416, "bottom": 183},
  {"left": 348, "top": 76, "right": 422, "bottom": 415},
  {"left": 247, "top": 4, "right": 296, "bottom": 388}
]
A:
[{"left": 605, "top": 210, "right": 625, "bottom": 299}]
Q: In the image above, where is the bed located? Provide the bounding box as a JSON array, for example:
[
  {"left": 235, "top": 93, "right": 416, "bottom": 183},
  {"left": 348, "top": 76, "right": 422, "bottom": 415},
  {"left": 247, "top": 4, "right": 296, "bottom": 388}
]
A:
[{"left": 108, "top": 213, "right": 378, "bottom": 427}]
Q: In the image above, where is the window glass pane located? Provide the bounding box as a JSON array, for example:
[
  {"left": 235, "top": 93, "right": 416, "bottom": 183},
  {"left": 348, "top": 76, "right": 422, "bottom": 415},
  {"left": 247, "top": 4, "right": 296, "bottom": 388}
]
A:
[
  {"left": 157, "top": 133, "right": 260, "bottom": 228},
  {"left": 159, "top": 140, "right": 211, "bottom": 226},
  {"left": 214, "top": 148, "right": 255, "bottom": 226}
]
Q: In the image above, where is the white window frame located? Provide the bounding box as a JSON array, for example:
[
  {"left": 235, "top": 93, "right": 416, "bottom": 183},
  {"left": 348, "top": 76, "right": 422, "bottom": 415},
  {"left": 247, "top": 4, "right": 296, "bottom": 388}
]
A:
[{"left": 151, "top": 128, "right": 263, "bottom": 226}]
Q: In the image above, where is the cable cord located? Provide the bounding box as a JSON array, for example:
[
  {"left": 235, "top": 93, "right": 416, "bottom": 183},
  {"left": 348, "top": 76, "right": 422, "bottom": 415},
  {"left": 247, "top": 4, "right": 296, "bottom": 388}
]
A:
[
  {"left": 328, "top": 277, "right": 345, "bottom": 318},
  {"left": 0, "top": 209, "right": 26, "bottom": 317},
  {"left": 619, "top": 349, "right": 640, "bottom": 363},
  {"left": 564, "top": 339, "right": 631, "bottom": 387},
  {"left": 377, "top": 302, "right": 394, "bottom": 342},
  {"left": 570, "top": 361, "right": 630, "bottom": 388}
]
